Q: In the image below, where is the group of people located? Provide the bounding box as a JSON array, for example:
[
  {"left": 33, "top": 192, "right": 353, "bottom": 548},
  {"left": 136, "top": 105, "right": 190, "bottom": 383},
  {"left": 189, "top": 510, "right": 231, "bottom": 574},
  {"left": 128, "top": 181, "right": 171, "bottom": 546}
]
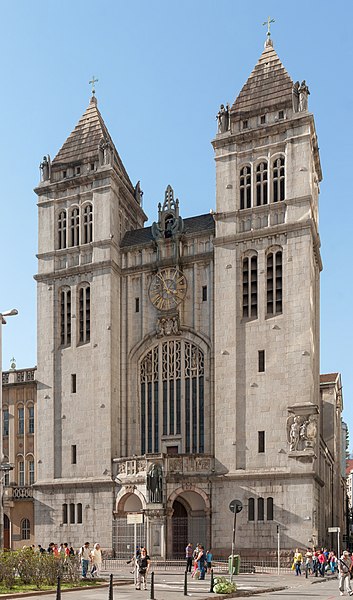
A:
[
  {"left": 127, "top": 545, "right": 151, "bottom": 591},
  {"left": 293, "top": 546, "right": 353, "bottom": 596},
  {"left": 78, "top": 542, "right": 102, "bottom": 578},
  {"left": 185, "top": 543, "right": 213, "bottom": 580}
]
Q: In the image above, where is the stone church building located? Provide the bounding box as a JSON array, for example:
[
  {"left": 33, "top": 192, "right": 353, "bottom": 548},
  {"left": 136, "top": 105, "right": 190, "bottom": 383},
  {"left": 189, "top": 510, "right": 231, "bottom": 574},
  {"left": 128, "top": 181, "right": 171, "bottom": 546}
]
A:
[{"left": 34, "top": 37, "right": 345, "bottom": 557}]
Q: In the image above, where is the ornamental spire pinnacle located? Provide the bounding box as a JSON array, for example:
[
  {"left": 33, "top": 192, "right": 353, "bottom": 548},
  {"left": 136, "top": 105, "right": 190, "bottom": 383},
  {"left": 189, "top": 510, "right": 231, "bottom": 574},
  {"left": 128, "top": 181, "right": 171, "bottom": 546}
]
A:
[{"left": 263, "top": 16, "right": 275, "bottom": 47}]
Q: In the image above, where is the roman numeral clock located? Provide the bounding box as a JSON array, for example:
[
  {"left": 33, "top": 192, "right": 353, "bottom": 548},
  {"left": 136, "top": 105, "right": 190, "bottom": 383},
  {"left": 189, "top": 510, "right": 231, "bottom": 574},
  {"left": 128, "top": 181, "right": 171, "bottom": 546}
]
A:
[{"left": 149, "top": 267, "right": 187, "bottom": 312}]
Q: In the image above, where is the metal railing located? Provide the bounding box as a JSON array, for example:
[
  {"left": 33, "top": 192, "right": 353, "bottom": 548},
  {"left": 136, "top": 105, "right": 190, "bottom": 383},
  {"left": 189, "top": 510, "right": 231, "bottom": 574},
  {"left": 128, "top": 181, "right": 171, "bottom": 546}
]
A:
[{"left": 102, "top": 557, "right": 293, "bottom": 574}]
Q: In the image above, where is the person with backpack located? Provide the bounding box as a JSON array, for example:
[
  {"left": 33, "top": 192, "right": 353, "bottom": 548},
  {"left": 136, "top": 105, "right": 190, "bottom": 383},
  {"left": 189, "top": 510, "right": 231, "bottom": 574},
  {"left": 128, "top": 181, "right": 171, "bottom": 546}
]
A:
[
  {"left": 135, "top": 547, "right": 150, "bottom": 591},
  {"left": 338, "top": 550, "right": 353, "bottom": 596}
]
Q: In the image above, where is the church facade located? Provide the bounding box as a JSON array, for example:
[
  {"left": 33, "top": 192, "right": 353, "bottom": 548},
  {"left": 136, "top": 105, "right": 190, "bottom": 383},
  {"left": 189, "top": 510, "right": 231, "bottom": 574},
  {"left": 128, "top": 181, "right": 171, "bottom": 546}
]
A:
[{"left": 34, "top": 37, "right": 345, "bottom": 557}]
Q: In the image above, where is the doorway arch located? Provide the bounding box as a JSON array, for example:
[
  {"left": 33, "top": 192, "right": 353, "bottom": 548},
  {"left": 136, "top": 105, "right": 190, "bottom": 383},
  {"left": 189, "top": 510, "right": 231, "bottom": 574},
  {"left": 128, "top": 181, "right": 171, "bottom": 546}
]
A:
[{"left": 168, "top": 488, "right": 210, "bottom": 558}]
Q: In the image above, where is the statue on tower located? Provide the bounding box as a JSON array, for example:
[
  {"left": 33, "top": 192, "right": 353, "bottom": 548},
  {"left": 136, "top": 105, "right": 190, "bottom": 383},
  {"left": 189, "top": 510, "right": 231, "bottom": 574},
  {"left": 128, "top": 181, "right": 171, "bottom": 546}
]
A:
[
  {"left": 299, "top": 80, "right": 310, "bottom": 112},
  {"left": 40, "top": 155, "right": 51, "bottom": 182},
  {"left": 216, "top": 103, "right": 230, "bottom": 133}
]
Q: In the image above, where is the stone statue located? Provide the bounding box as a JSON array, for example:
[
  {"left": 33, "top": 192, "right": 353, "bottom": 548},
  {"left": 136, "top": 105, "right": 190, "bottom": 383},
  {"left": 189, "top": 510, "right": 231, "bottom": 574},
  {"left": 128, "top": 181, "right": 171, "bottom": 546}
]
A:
[
  {"left": 98, "top": 137, "right": 112, "bottom": 166},
  {"left": 147, "top": 463, "right": 163, "bottom": 503},
  {"left": 287, "top": 415, "right": 301, "bottom": 451},
  {"left": 216, "top": 104, "right": 229, "bottom": 134},
  {"left": 40, "top": 155, "right": 51, "bottom": 181},
  {"left": 134, "top": 180, "right": 143, "bottom": 204},
  {"left": 302, "top": 414, "right": 317, "bottom": 449},
  {"left": 299, "top": 80, "right": 310, "bottom": 112},
  {"left": 292, "top": 81, "right": 300, "bottom": 112}
]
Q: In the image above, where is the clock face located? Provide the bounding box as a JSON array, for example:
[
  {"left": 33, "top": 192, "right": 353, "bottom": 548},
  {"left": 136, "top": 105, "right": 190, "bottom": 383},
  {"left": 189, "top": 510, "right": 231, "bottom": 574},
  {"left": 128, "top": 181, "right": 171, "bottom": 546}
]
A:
[{"left": 149, "top": 268, "right": 187, "bottom": 311}]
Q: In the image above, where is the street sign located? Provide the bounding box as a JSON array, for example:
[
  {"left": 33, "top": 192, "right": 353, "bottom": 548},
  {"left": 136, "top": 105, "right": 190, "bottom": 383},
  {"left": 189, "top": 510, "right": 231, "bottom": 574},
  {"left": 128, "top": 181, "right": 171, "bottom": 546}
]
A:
[
  {"left": 328, "top": 526, "right": 340, "bottom": 533},
  {"left": 229, "top": 499, "right": 243, "bottom": 514},
  {"left": 127, "top": 513, "right": 144, "bottom": 525}
]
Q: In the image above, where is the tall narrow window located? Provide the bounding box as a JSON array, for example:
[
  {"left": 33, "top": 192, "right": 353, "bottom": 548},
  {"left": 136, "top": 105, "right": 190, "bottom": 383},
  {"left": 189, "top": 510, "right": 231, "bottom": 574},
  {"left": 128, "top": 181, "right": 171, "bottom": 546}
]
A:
[
  {"left": 21, "top": 518, "right": 30, "bottom": 540},
  {"left": 19, "top": 460, "right": 25, "bottom": 486},
  {"left": 258, "top": 350, "right": 265, "bottom": 373},
  {"left": 256, "top": 162, "right": 268, "bottom": 206},
  {"left": 58, "top": 210, "right": 67, "bottom": 249},
  {"left": 71, "top": 445, "right": 77, "bottom": 465},
  {"left": 266, "top": 250, "right": 283, "bottom": 316},
  {"left": 71, "top": 374, "right": 77, "bottom": 393},
  {"left": 62, "top": 503, "right": 68, "bottom": 524},
  {"left": 69, "top": 503, "right": 75, "bottom": 524},
  {"left": 258, "top": 431, "right": 265, "bottom": 453},
  {"left": 267, "top": 497, "right": 274, "bottom": 520},
  {"left": 135, "top": 298, "right": 140, "bottom": 313},
  {"left": 258, "top": 497, "right": 264, "bottom": 521},
  {"left": 248, "top": 497, "right": 255, "bottom": 521},
  {"left": 60, "top": 288, "right": 71, "bottom": 346},
  {"left": 28, "top": 460, "right": 35, "bottom": 485},
  {"left": 3, "top": 409, "right": 9, "bottom": 436},
  {"left": 28, "top": 406, "right": 34, "bottom": 434},
  {"left": 202, "top": 286, "right": 208, "bottom": 301},
  {"left": 77, "top": 503, "right": 83, "bottom": 524},
  {"left": 240, "top": 166, "right": 251, "bottom": 209},
  {"left": 273, "top": 157, "right": 285, "bottom": 202},
  {"left": 242, "top": 254, "right": 257, "bottom": 318},
  {"left": 82, "top": 204, "right": 93, "bottom": 244},
  {"left": 79, "top": 285, "right": 90, "bottom": 344},
  {"left": 69, "top": 207, "right": 80, "bottom": 247},
  {"left": 18, "top": 407, "right": 24, "bottom": 435}
]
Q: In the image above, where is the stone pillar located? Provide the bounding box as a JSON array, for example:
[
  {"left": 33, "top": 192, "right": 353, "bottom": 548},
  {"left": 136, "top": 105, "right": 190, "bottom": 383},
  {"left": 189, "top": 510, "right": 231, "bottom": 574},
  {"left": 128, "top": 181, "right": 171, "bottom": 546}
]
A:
[{"left": 145, "top": 505, "right": 166, "bottom": 558}]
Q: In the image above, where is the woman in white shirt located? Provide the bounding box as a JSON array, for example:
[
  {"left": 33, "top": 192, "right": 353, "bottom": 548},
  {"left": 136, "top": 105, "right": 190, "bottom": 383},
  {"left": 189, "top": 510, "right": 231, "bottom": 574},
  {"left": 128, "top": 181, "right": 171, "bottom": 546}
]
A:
[{"left": 91, "top": 543, "right": 102, "bottom": 578}]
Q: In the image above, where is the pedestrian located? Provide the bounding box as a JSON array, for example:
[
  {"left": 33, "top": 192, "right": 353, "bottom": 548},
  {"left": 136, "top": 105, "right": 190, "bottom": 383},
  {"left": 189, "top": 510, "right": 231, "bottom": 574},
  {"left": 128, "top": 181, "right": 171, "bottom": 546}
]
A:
[
  {"left": 90, "top": 543, "right": 102, "bottom": 577},
  {"left": 206, "top": 549, "right": 213, "bottom": 573},
  {"left": 304, "top": 547, "right": 313, "bottom": 575},
  {"left": 329, "top": 550, "right": 338, "bottom": 574},
  {"left": 79, "top": 542, "right": 91, "bottom": 578},
  {"left": 192, "top": 544, "right": 200, "bottom": 578},
  {"left": 196, "top": 545, "right": 206, "bottom": 580},
  {"left": 293, "top": 548, "right": 302, "bottom": 576},
  {"left": 338, "top": 550, "right": 353, "bottom": 596},
  {"left": 318, "top": 549, "right": 326, "bottom": 577},
  {"left": 185, "top": 542, "right": 193, "bottom": 573},
  {"left": 136, "top": 547, "right": 150, "bottom": 591}
]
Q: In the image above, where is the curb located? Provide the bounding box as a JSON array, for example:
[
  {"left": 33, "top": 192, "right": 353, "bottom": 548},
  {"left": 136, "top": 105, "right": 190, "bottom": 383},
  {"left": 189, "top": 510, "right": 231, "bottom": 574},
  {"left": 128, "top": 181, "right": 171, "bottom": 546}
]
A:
[{"left": 0, "top": 580, "right": 128, "bottom": 598}]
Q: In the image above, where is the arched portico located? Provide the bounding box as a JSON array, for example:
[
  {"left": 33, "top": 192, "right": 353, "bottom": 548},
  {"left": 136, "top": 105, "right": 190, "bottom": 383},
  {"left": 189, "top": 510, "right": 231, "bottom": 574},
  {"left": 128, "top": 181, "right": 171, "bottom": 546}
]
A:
[
  {"left": 166, "top": 486, "right": 211, "bottom": 558},
  {"left": 113, "top": 491, "right": 146, "bottom": 558}
]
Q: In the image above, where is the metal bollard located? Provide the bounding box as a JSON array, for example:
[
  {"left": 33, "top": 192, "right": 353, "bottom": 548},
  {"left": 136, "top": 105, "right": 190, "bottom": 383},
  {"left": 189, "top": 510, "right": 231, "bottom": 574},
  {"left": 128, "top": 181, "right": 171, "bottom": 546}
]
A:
[
  {"left": 209, "top": 568, "right": 214, "bottom": 593},
  {"left": 108, "top": 573, "right": 114, "bottom": 600},
  {"left": 149, "top": 571, "right": 155, "bottom": 600},
  {"left": 56, "top": 575, "right": 61, "bottom": 600},
  {"left": 184, "top": 570, "right": 188, "bottom": 596}
]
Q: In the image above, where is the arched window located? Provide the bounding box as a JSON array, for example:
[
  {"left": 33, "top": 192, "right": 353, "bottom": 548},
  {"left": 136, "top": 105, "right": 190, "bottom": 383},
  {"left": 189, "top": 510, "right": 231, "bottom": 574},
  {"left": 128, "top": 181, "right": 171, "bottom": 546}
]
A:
[
  {"left": 267, "top": 497, "right": 274, "bottom": 520},
  {"left": 257, "top": 497, "right": 264, "bottom": 521},
  {"left": 60, "top": 288, "right": 71, "bottom": 346},
  {"left": 256, "top": 162, "right": 268, "bottom": 206},
  {"left": 62, "top": 503, "right": 68, "bottom": 524},
  {"left": 77, "top": 503, "right": 82, "bottom": 524},
  {"left": 69, "top": 503, "right": 75, "bottom": 524},
  {"left": 3, "top": 455, "right": 9, "bottom": 486},
  {"left": 273, "top": 157, "right": 285, "bottom": 202},
  {"left": 140, "top": 340, "right": 205, "bottom": 455},
  {"left": 248, "top": 497, "right": 255, "bottom": 521},
  {"left": 82, "top": 204, "right": 93, "bottom": 244},
  {"left": 27, "top": 457, "right": 35, "bottom": 485},
  {"left": 58, "top": 210, "right": 67, "bottom": 250},
  {"left": 18, "top": 458, "right": 24, "bottom": 487},
  {"left": 21, "top": 518, "right": 30, "bottom": 540},
  {"left": 18, "top": 406, "right": 24, "bottom": 435},
  {"left": 3, "top": 407, "right": 9, "bottom": 437},
  {"left": 266, "top": 249, "right": 283, "bottom": 316},
  {"left": 242, "top": 254, "right": 258, "bottom": 318},
  {"left": 78, "top": 284, "right": 90, "bottom": 344},
  {"left": 69, "top": 207, "right": 80, "bottom": 247},
  {"left": 28, "top": 405, "right": 34, "bottom": 434},
  {"left": 240, "top": 166, "right": 251, "bottom": 209}
]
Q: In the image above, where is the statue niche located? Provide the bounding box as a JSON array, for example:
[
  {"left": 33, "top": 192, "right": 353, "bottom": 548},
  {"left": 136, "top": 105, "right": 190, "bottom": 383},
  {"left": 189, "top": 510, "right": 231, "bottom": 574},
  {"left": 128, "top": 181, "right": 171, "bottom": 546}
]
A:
[{"left": 146, "top": 463, "right": 163, "bottom": 504}]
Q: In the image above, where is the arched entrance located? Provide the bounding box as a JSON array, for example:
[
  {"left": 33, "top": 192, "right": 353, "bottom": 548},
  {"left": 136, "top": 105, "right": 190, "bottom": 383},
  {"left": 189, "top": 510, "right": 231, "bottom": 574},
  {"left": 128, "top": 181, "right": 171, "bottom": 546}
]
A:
[
  {"left": 169, "top": 490, "right": 209, "bottom": 558},
  {"left": 113, "top": 493, "right": 146, "bottom": 558}
]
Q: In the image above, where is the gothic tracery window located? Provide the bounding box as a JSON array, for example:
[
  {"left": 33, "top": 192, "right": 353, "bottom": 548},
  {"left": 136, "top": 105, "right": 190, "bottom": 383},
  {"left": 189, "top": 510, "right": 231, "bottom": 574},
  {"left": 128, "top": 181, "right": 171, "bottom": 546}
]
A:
[
  {"left": 140, "top": 341, "right": 205, "bottom": 455},
  {"left": 273, "top": 157, "right": 285, "bottom": 202},
  {"left": 240, "top": 166, "right": 251, "bottom": 209},
  {"left": 256, "top": 162, "right": 268, "bottom": 206},
  {"left": 242, "top": 254, "right": 258, "bottom": 319},
  {"left": 82, "top": 204, "right": 93, "bottom": 244},
  {"left": 60, "top": 288, "right": 71, "bottom": 346},
  {"left": 58, "top": 210, "right": 67, "bottom": 249},
  {"left": 266, "top": 249, "right": 283, "bottom": 316},
  {"left": 69, "top": 207, "right": 80, "bottom": 247},
  {"left": 78, "top": 284, "right": 90, "bottom": 344}
]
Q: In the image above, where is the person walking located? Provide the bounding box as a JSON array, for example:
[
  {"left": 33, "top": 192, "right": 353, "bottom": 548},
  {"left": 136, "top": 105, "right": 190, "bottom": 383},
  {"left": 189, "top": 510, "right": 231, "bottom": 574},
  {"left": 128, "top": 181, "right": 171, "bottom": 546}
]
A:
[
  {"left": 293, "top": 548, "right": 303, "bottom": 576},
  {"left": 90, "top": 543, "right": 102, "bottom": 577},
  {"left": 196, "top": 545, "right": 206, "bottom": 580},
  {"left": 206, "top": 549, "right": 213, "bottom": 573},
  {"left": 79, "top": 542, "right": 91, "bottom": 578},
  {"left": 185, "top": 543, "right": 193, "bottom": 572},
  {"left": 338, "top": 550, "right": 353, "bottom": 596},
  {"left": 318, "top": 549, "right": 326, "bottom": 577},
  {"left": 136, "top": 547, "right": 150, "bottom": 591}
]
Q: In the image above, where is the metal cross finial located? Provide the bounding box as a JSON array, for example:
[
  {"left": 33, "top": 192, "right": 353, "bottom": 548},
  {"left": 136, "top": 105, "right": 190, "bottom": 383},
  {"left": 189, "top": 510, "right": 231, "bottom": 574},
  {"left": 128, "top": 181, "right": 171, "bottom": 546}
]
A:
[
  {"left": 263, "top": 16, "right": 275, "bottom": 38},
  {"left": 89, "top": 75, "right": 98, "bottom": 95}
]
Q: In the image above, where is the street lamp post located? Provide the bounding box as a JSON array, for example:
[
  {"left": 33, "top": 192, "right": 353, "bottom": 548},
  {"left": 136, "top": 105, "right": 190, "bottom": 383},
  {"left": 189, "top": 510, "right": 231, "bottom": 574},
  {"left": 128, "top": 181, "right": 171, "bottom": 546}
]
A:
[{"left": 0, "top": 309, "right": 18, "bottom": 549}]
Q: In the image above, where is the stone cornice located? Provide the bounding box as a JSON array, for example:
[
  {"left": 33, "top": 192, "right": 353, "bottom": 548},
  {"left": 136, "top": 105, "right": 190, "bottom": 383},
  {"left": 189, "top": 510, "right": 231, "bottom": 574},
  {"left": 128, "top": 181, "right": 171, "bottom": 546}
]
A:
[
  {"left": 34, "top": 259, "right": 121, "bottom": 283},
  {"left": 33, "top": 477, "right": 114, "bottom": 489}
]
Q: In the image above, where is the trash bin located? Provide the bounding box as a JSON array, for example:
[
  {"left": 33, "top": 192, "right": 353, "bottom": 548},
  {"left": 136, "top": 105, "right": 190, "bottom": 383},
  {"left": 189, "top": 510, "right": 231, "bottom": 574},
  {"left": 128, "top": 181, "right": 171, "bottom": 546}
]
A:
[{"left": 228, "top": 554, "right": 240, "bottom": 575}]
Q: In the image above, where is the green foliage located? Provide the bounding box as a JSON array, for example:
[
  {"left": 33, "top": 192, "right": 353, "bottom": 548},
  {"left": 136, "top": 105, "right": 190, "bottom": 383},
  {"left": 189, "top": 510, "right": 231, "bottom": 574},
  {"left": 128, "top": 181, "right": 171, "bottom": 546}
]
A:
[{"left": 213, "top": 575, "right": 237, "bottom": 594}]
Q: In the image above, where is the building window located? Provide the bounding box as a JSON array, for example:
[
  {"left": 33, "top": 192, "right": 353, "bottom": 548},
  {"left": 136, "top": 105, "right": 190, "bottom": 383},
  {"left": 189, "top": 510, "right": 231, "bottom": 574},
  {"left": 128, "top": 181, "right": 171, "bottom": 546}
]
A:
[
  {"left": 58, "top": 210, "right": 67, "bottom": 250},
  {"left": 135, "top": 298, "right": 140, "bottom": 313},
  {"left": 258, "top": 350, "right": 265, "bottom": 373},
  {"left": 202, "top": 286, "right": 207, "bottom": 302},
  {"left": 78, "top": 284, "right": 90, "bottom": 344},
  {"left": 258, "top": 431, "right": 265, "bottom": 453},
  {"left": 82, "top": 204, "right": 93, "bottom": 244},
  {"left": 267, "top": 497, "right": 274, "bottom": 520},
  {"left": 71, "top": 374, "right": 77, "bottom": 394},
  {"left": 19, "top": 460, "right": 25, "bottom": 487},
  {"left": 3, "top": 409, "right": 9, "bottom": 436},
  {"left": 273, "top": 157, "right": 285, "bottom": 202},
  {"left": 240, "top": 166, "right": 251, "bottom": 209},
  {"left": 278, "top": 110, "right": 284, "bottom": 120},
  {"left": 242, "top": 120, "right": 248, "bottom": 129},
  {"left": 60, "top": 288, "right": 71, "bottom": 346},
  {"left": 77, "top": 503, "right": 82, "bottom": 524},
  {"left": 242, "top": 254, "right": 257, "bottom": 318},
  {"left": 62, "top": 503, "right": 68, "bottom": 524},
  {"left": 71, "top": 445, "right": 77, "bottom": 465},
  {"left": 69, "top": 503, "right": 75, "bottom": 524},
  {"left": 248, "top": 497, "right": 255, "bottom": 521},
  {"left": 69, "top": 207, "right": 80, "bottom": 247},
  {"left": 266, "top": 250, "right": 283, "bottom": 316},
  {"left": 18, "top": 407, "right": 24, "bottom": 435},
  {"left": 76, "top": 166, "right": 81, "bottom": 175},
  {"left": 28, "top": 460, "right": 35, "bottom": 485},
  {"left": 256, "top": 162, "right": 268, "bottom": 206},
  {"left": 258, "top": 497, "right": 264, "bottom": 521},
  {"left": 260, "top": 115, "right": 266, "bottom": 124},
  {"left": 21, "top": 518, "right": 30, "bottom": 540},
  {"left": 28, "top": 406, "right": 34, "bottom": 434}
]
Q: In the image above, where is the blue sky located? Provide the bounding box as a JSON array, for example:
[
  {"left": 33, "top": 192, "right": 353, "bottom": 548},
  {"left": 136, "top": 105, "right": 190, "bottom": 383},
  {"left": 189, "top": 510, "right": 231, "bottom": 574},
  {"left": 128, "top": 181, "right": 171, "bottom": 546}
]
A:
[{"left": 1, "top": 1, "right": 352, "bottom": 443}]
